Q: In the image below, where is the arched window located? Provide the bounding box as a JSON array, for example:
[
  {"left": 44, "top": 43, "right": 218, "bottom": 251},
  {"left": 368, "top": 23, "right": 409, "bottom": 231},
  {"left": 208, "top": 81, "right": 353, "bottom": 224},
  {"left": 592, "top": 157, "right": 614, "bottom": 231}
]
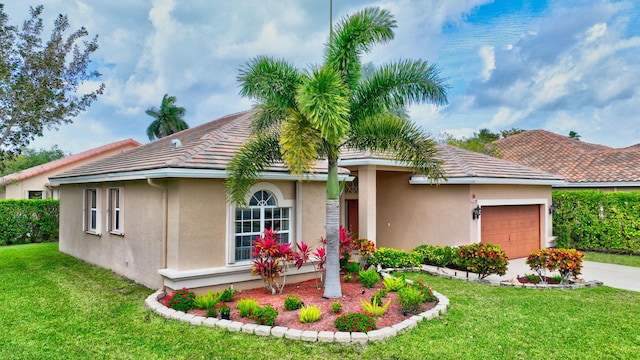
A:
[{"left": 234, "top": 190, "right": 291, "bottom": 262}]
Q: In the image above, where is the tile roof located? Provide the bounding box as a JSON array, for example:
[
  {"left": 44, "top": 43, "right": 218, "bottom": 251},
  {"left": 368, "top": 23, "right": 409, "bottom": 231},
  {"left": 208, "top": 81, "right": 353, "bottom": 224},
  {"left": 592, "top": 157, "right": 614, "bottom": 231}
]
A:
[
  {"left": 341, "top": 144, "right": 562, "bottom": 181},
  {"left": 495, "top": 130, "right": 640, "bottom": 183},
  {"left": 1, "top": 138, "right": 141, "bottom": 183},
  {"left": 52, "top": 111, "right": 560, "bottom": 183}
]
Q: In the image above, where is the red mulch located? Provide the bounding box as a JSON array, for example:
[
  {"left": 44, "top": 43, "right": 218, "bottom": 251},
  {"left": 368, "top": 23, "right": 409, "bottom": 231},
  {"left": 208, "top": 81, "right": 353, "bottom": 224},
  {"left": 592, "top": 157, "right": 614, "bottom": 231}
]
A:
[{"left": 161, "top": 277, "right": 437, "bottom": 332}]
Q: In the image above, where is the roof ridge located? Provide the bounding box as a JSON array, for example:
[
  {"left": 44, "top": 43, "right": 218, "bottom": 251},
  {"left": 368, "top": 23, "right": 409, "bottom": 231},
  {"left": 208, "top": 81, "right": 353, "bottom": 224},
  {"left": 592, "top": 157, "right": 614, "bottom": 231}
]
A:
[{"left": 442, "top": 145, "right": 477, "bottom": 176}]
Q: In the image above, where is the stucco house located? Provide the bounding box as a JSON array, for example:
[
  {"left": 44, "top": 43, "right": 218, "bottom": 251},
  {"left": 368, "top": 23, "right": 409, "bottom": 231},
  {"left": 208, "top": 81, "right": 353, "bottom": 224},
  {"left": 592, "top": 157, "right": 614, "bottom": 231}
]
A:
[
  {"left": 0, "top": 139, "right": 141, "bottom": 200},
  {"left": 49, "top": 110, "right": 563, "bottom": 292},
  {"left": 495, "top": 130, "right": 640, "bottom": 191}
]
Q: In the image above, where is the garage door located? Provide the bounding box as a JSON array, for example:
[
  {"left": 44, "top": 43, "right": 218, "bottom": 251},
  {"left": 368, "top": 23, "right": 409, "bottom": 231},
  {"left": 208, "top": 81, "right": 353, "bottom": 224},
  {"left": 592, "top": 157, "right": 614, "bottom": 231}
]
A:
[{"left": 481, "top": 205, "right": 540, "bottom": 259}]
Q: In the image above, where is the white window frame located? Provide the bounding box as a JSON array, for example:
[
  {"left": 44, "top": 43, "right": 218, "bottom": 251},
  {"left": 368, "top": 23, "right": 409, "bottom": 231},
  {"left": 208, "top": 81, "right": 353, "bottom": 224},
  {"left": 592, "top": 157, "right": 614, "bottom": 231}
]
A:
[
  {"left": 26, "top": 190, "right": 44, "bottom": 199},
  {"left": 83, "top": 188, "right": 101, "bottom": 235},
  {"left": 227, "top": 182, "right": 294, "bottom": 264},
  {"left": 107, "top": 187, "right": 124, "bottom": 235}
]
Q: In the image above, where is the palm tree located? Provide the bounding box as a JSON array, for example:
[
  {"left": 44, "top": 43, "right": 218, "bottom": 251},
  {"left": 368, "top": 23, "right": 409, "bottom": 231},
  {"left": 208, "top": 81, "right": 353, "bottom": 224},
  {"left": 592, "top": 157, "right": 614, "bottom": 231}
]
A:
[
  {"left": 145, "top": 94, "right": 189, "bottom": 141},
  {"left": 226, "top": 7, "right": 448, "bottom": 298}
]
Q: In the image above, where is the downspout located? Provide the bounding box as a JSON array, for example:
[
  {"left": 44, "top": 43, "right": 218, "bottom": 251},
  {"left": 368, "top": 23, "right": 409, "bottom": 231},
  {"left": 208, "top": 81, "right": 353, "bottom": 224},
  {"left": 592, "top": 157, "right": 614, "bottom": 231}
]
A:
[{"left": 147, "top": 178, "right": 168, "bottom": 290}]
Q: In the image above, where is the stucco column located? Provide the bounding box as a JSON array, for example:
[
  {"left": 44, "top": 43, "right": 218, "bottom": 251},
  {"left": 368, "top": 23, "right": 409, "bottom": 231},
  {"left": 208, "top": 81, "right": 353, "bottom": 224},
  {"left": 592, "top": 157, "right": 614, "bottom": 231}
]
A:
[{"left": 358, "top": 165, "right": 376, "bottom": 244}]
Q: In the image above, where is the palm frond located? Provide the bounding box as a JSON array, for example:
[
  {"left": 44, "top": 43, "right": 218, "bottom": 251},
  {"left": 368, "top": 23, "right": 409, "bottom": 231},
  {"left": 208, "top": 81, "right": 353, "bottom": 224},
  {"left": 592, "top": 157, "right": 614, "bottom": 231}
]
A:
[
  {"left": 296, "top": 65, "right": 350, "bottom": 145},
  {"left": 279, "top": 111, "right": 323, "bottom": 176},
  {"left": 238, "top": 55, "right": 300, "bottom": 109},
  {"left": 352, "top": 59, "right": 448, "bottom": 123},
  {"left": 226, "top": 130, "right": 282, "bottom": 206},
  {"left": 326, "top": 7, "right": 396, "bottom": 89},
  {"left": 348, "top": 114, "right": 445, "bottom": 181},
  {"left": 250, "top": 104, "right": 289, "bottom": 133}
]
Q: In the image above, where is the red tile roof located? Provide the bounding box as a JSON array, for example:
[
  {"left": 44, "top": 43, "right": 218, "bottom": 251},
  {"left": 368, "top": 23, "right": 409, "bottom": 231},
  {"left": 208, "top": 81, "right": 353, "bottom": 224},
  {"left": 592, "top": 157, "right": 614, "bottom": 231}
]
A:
[
  {"left": 495, "top": 130, "right": 640, "bottom": 183},
  {"left": 1, "top": 138, "right": 141, "bottom": 182},
  {"left": 52, "top": 111, "right": 561, "bottom": 182}
]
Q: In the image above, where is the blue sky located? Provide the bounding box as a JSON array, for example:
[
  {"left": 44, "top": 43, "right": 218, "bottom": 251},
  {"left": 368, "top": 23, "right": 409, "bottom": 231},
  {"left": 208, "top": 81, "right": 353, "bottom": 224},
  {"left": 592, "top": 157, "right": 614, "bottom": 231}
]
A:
[{"left": 3, "top": 0, "right": 640, "bottom": 153}]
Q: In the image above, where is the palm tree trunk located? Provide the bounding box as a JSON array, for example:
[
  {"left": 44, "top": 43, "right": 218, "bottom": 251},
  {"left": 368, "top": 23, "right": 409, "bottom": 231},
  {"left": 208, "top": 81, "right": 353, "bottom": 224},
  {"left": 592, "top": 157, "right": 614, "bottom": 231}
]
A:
[{"left": 323, "top": 157, "right": 342, "bottom": 298}]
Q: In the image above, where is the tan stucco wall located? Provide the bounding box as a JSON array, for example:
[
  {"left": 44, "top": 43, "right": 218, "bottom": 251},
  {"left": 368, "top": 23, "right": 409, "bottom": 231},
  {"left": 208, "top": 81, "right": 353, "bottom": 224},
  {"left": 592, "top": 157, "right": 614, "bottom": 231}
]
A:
[
  {"left": 373, "top": 171, "right": 554, "bottom": 252},
  {"left": 375, "top": 171, "right": 472, "bottom": 250},
  {"left": 300, "top": 181, "right": 326, "bottom": 246},
  {"left": 58, "top": 181, "right": 165, "bottom": 289}
]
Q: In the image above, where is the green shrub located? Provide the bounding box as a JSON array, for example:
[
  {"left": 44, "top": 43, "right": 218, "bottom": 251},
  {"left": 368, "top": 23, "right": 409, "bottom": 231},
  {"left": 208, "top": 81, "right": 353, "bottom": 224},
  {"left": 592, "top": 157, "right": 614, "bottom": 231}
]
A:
[
  {"left": 251, "top": 304, "right": 278, "bottom": 326},
  {"left": 383, "top": 276, "right": 406, "bottom": 292},
  {"left": 369, "top": 247, "right": 422, "bottom": 268},
  {"left": 166, "top": 288, "right": 196, "bottom": 312},
  {"left": 343, "top": 273, "right": 353, "bottom": 283},
  {"left": 0, "top": 199, "right": 59, "bottom": 245},
  {"left": 412, "top": 244, "right": 466, "bottom": 268},
  {"left": 283, "top": 294, "right": 303, "bottom": 311},
  {"left": 193, "top": 290, "right": 222, "bottom": 310},
  {"left": 237, "top": 298, "right": 260, "bottom": 318},
  {"left": 375, "top": 288, "right": 388, "bottom": 298},
  {"left": 334, "top": 312, "right": 376, "bottom": 333},
  {"left": 299, "top": 305, "right": 322, "bottom": 323},
  {"left": 330, "top": 301, "right": 343, "bottom": 313},
  {"left": 458, "top": 243, "right": 508, "bottom": 279},
  {"left": 219, "top": 287, "right": 237, "bottom": 302},
  {"left": 344, "top": 261, "right": 361, "bottom": 274},
  {"left": 553, "top": 190, "right": 640, "bottom": 254},
  {"left": 361, "top": 298, "right": 391, "bottom": 317},
  {"left": 206, "top": 308, "right": 217, "bottom": 318},
  {"left": 357, "top": 269, "right": 380, "bottom": 288},
  {"left": 409, "top": 281, "right": 436, "bottom": 302},
  {"left": 397, "top": 286, "right": 425, "bottom": 314}
]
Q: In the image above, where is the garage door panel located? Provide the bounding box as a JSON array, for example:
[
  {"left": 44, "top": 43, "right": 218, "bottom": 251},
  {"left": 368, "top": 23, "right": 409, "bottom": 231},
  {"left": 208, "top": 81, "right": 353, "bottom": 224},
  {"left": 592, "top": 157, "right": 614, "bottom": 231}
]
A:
[{"left": 481, "top": 205, "right": 540, "bottom": 259}]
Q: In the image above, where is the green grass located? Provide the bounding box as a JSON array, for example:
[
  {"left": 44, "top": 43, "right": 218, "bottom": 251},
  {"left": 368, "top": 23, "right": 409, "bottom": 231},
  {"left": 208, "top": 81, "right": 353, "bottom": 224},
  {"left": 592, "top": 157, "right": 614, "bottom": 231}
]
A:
[
  {"left": 583, "top": 251, "right": 640, "bottom": 267},
  {"left": 1, "top": 243, "right": 639, "bottom": 359}
]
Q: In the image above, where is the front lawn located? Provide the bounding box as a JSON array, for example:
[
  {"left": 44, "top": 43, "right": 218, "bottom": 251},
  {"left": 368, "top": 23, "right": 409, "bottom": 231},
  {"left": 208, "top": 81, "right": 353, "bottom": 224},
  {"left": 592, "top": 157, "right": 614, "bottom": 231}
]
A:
[
  {"left": 1, "top": 243, "right": 639, "bottom": 359},
  {"left": 584, "top": 251, "right": 640, "bottom": 268}
]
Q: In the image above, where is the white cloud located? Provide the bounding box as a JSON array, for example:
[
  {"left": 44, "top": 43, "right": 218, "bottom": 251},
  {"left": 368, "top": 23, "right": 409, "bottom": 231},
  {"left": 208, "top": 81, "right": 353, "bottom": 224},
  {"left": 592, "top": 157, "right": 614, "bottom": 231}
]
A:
[{"left": 478, "top": 45, "right": 495, "bottom": 81}]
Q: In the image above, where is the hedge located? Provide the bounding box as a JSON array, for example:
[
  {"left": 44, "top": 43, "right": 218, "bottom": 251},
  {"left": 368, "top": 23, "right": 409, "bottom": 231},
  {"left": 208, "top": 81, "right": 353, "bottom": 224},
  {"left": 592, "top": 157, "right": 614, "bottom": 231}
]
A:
[
  {"left": 0, "top": 199, "right": 59, "bottom": 245},
  {"left": 553, "top": 190, "right": 640, "bottom": 254}
]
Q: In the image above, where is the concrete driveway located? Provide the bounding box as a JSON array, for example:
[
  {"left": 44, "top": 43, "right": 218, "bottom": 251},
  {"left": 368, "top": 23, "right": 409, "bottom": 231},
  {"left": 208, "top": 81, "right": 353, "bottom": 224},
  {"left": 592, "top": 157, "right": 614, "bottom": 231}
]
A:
[{"left": 490, "top": 258, "right": 640, "bottom": 292}]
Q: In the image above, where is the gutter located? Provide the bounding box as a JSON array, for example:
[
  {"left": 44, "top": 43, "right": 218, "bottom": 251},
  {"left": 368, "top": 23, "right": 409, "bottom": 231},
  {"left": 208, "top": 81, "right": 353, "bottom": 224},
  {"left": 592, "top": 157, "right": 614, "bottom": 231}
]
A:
[{"left": 146, "top": 178, "right": 168, "bottom": 291}]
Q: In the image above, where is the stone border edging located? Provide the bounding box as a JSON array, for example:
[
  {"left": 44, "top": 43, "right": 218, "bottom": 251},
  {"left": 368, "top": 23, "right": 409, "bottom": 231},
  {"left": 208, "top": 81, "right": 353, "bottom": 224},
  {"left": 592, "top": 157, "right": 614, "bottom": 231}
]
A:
[
  {"left": 144, "top": 283, "right": 449, "bottom": 344},
  {"left": 417, "top": 265, "right": 604, "bottom": 290}
]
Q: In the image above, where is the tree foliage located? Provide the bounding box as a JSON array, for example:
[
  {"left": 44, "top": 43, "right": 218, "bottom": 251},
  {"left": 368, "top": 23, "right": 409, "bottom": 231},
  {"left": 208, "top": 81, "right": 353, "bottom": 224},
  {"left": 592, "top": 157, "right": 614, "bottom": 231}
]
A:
[
  {"left": 0, "top": 4, "right": 104, "bottom": 162},
  {"left": 145, "top": 94, "right": 189, "bottom": 141},
  {"left": 442, "top": 127, "right": 524, "bottom": 157},
  {"left": 228, "top": 7, "right": 448, "bottom": 298},
  {"left": 0, "top": 145, "right": 67, "bottom": 176}
]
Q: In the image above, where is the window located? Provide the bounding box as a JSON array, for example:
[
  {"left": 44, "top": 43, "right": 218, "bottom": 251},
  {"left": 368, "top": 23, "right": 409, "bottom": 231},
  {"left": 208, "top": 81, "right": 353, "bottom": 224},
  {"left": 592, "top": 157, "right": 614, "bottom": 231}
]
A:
[
  {"left": 234, "top": 189, "right": 291, "bottom": 262},
  {"left": 84, "top": 188, "right": 100, "bottom": 234},
  {"left": 27, "top": 190, "right": 43, "bottom": 199},
  {"left": 108, "top": 188, "right": 123, "bottom": 234}
]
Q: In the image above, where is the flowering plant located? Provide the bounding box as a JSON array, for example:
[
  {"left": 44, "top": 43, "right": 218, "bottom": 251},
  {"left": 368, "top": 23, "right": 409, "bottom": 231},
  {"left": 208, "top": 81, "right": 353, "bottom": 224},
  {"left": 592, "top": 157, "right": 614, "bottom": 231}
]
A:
[
  {"left": 251, "top": 304, "right": 279, "bottom": 326},
  {"left": 251, "top": 229, "right": 293, "bottom": 294},
  {"left": 166, "top": 288, "right": 196, "bottom": 312},
  {"left": 217, "top": 302, "right": 230, "bottom": 316},
  {"left": 334, "top": 312, "right": 376, "bottom": 333}
]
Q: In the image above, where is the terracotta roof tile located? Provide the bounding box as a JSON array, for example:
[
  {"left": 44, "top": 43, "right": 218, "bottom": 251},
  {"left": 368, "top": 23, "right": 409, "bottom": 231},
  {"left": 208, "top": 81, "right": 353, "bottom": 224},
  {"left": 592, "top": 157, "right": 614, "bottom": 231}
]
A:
[
  {"left": 495, "top": 130, "right": 640, "bottom": 183},
  {"left": 1, "top": 138, "right": 141, "bottom": 182}
]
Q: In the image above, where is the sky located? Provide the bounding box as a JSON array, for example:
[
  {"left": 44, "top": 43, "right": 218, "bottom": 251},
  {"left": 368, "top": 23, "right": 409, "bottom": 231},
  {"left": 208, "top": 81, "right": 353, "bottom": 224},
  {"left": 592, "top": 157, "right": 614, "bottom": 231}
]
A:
[{"left": 3, "top": 0, "right": 640, "bottom": 154}]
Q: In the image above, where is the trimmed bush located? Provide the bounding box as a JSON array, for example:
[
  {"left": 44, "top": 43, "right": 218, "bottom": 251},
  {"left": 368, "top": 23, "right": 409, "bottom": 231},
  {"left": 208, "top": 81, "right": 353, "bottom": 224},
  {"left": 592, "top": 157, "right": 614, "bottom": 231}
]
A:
[
  {"left": 526, "top": 248, "right": 584, "bottom": 282},
  {"left": 369, "top": 247, "right": 421, "bottom": 268},
  {"left": 412, "top": 244, "right": 465, "bottom": 268},
  {"left": 166, "top": 288, "right": 196, "bottom": 312},
  {"left": 553, "top": 190, "right": 640, "bottom": 254},
  {"left": 283, "top": 294, "right": 303, "bottom": 311},
  {"left": 334, "top": 312, "right": 376, "bottom": 333},
  {"left": 458, "top": 243, "right": 508, "bottom": 279},
  {"left": 0, "top": 199, "right": 59, "bottom": 245},
  {"left": 357, "top": 269, "right": 380, "bottom": 288},
  {"left": 251, "top": 304, "right": 278, "bottom": 326}
]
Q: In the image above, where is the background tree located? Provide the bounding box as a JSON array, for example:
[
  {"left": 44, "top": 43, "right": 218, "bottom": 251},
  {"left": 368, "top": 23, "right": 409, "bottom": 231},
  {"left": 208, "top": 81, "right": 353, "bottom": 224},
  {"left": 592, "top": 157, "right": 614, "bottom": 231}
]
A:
[
  {"left": 0, "top": 145, "right": 67, "bottom": 176},
  {"left": 0, "top": 5, "right": 104, "bottom": 167},
  {"left": 442, "top": 127, "right": 524, "bottom": 157},
  {"left": 145, "top": 94, "right": 189, "bottom": 141},
  {"left": 568, "top": 130, "right": 581, "bottom": 140},
  {"left": 227, "top": 7, "right": 448, "bottom": 298}
]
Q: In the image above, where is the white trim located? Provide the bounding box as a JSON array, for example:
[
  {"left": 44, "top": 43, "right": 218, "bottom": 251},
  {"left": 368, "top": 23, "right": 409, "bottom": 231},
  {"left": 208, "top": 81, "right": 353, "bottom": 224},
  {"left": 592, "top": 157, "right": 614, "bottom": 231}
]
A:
[
  {"left": 49, "top": 168, "right": 354, "bottom": 185},
  {"left": 338, "top": 158, "right": 406, "bottom": 167},
  {"left": 107, "top": 187, "right": 124, "bottom": 235},
  {"left": 410, "top": 176, "right": 565, "bottom": 186}
]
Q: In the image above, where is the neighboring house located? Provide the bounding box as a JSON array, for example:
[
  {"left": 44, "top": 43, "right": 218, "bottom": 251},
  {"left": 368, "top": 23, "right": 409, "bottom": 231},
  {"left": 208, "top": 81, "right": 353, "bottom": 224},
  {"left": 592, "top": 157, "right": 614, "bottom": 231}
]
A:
[
  {"left": 495, "top": 130, "right": 640, "bottom": 191},
  {"left": 0, "top": 139, "right": 141, "bottom": 200},
  {"left": 49, "top": 110, "right": 563, "bottom": 292}
]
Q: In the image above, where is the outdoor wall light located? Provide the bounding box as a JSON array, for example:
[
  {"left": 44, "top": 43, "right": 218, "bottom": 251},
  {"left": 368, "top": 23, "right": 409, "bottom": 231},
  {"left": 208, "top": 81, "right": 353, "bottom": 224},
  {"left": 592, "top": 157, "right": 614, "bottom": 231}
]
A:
[
  {"left": 472, "top": 205, "right": 482, "bottom": 220},
  {"left": 549, "top": 202, "right": 558, "bottom": 214}
]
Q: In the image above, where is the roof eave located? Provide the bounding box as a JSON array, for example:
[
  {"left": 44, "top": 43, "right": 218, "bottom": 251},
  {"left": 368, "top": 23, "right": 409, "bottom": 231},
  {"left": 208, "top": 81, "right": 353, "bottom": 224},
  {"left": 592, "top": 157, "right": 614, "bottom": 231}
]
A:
[
  {"left": 49, "top": 168, "right": 353, "bottom": 185},
  {"left": 410, "top": 175, "right": 566, "bottom": 186}
]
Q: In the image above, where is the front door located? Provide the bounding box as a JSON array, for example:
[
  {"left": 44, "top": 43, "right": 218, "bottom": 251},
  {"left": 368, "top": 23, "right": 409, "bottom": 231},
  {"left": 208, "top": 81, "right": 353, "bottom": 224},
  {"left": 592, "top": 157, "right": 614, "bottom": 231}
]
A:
[{"left": 346, "top": 199, "right": 359, "bottom": 235}]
